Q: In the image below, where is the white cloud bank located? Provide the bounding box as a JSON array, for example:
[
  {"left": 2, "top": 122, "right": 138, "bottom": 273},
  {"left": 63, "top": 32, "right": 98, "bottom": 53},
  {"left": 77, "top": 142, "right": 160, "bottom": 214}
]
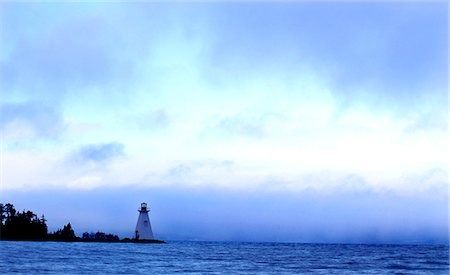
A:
[{"left": 1, "top": 2, "right": 447, "bottom": 196}]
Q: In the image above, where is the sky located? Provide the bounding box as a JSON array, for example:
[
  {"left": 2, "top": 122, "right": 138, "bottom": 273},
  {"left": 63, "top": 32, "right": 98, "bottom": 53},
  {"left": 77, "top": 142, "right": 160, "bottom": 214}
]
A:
[{"left": 0, "top": 2, "right": 448, "bottom": 244}]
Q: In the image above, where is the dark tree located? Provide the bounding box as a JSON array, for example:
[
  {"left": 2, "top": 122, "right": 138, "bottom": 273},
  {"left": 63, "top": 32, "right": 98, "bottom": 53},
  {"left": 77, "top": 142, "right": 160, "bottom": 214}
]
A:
[
  {"left": 1, "top": 203, "right": 121, "bottom": 242},
  {"left": 81, "top": 231, "right": 119, "bottom": 241},
  {"left": 0, "top": 203, "right": 48, "bottom": 240},
  {"left": 48, "top": 222, "right": 77, "bottom": 241}
]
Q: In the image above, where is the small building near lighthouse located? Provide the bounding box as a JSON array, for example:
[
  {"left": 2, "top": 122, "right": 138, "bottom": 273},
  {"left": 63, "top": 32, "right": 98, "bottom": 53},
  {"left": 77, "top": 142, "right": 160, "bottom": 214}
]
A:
[{"left": 135, "top": 202, "right": 154, "bottom": 240}]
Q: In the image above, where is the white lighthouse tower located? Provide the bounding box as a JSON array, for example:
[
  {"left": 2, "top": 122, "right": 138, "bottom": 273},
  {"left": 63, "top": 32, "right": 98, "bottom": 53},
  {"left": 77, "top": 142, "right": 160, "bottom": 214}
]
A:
[{"left": 135, "top": 202, "right": 154, "bottom": 240}]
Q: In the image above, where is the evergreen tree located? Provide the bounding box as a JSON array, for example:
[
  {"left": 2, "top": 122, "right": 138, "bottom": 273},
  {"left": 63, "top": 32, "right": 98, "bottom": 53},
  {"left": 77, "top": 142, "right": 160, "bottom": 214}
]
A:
[
  {"left": 0, "top": 203, "right": 48, "bottom": 240},
  {"left": 48, "top": 222, "right": 77, "bottom": 241}
]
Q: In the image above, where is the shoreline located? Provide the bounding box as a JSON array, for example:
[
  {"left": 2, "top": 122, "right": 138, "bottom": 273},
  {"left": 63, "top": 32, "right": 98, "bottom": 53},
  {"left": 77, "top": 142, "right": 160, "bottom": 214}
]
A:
[{"left": 0, "top": 239, "right": 166, "bottom": 244}]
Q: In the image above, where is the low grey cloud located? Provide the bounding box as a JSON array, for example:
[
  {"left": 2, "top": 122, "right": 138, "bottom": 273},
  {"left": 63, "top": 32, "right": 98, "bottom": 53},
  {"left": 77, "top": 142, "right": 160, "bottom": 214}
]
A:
[
  {"left": 404, "top": 111, "right": 448, "bottom": 133},
  {"left": 213, "top": 112, "right": 287, "bottom": 139},
  {"left": 0, "top": 4, "right": 168, "bottom": 105},
  {"left": 135, "top": 109, "right": 170, "bottom": 131},
  {"left": 1, "top": 11, "right": 134, "bottom": 94},
  {"left": 68, "top": 142, "right": 125, "bottom": 165},
  {"left": 167, "top": 160, "right": 234, "bottom": 179},
  {"left": 204, "top": 3, "right": 446, "bottom": 113},
  {"left": 0, "top": 101, "right": 64, "bottom": 139},
  {"left": 217, "top": 116, "right": 266, "bottom": 138}
]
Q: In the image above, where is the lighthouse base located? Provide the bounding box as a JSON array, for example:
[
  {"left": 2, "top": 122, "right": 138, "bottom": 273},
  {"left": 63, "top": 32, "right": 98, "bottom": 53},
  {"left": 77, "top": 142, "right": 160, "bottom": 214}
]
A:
[{"left": 130, "top": 239, "right": 166, "bottom": 244}]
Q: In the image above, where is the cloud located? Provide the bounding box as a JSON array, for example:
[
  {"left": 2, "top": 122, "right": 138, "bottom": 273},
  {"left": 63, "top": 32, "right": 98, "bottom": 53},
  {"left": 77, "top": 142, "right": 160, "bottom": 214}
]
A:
[
  {"left": 68, "top": 142, "right": 125, "bottom": 165},
  {"left": 204, "top": 2, "right": 447, "bottom": 111},
  {"left": 404, "top": 110, "right": 448, "bottom": 133},
  {"left": 210, "top": 112, "right": 288, "bottom": 139},
  {"left": 163, "top": 160, "right": 234, "bottom": 186},
  {"left": 1, "top": 4, "right": 137, "bottom": 96},
  {"left": 217, "top": 116, "right": 265, "bottom": 138},
  {"left": 135, "top": 109, "right": 171, "bottom": 131},
  {"left": 0, "top": 101, "right": 64, "bottom": 140},
  {"left": 1, "top": 2, "right": 447, "bottom": 201},
  {"left": 0, "top": 3, "right": 175, "bottom": 110}
]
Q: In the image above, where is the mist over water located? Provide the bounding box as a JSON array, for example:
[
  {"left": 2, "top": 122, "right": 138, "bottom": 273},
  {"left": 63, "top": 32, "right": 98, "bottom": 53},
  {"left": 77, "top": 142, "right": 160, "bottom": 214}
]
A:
[{"left": 3, "top": 186, "right": 447, "bottom": 244}]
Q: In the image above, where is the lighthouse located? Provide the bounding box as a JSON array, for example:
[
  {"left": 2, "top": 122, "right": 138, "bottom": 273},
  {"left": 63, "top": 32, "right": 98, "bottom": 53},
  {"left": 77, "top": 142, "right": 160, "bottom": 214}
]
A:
[{"left": 135, "top": 202, "right": 154, "bottom": 240}]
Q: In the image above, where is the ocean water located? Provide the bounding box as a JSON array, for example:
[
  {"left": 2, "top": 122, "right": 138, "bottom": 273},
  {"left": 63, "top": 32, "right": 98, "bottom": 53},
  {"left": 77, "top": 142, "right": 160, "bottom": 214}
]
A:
[{"left": 0, "top": 241, "right": 448, "bottom": 274}]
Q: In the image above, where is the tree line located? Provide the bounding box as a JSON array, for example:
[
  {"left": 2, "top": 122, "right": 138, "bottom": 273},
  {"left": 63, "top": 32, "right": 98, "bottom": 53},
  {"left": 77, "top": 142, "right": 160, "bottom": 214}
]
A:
[{"left": 0, "top": 203, "right": 118, "bottom": 241}]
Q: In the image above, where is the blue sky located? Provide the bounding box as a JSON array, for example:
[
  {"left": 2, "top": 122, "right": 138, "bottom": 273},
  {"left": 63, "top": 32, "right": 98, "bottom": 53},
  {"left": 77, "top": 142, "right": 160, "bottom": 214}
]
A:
[{"left": 1, "top": 2, "right": 448, "bottom": 243}]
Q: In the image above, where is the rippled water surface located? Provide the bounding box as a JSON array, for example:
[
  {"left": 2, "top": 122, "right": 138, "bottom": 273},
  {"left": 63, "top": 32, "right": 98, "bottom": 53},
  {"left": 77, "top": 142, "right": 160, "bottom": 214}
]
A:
[{"left": 1, "top": 241, "right": 448, "bottom": 274}]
